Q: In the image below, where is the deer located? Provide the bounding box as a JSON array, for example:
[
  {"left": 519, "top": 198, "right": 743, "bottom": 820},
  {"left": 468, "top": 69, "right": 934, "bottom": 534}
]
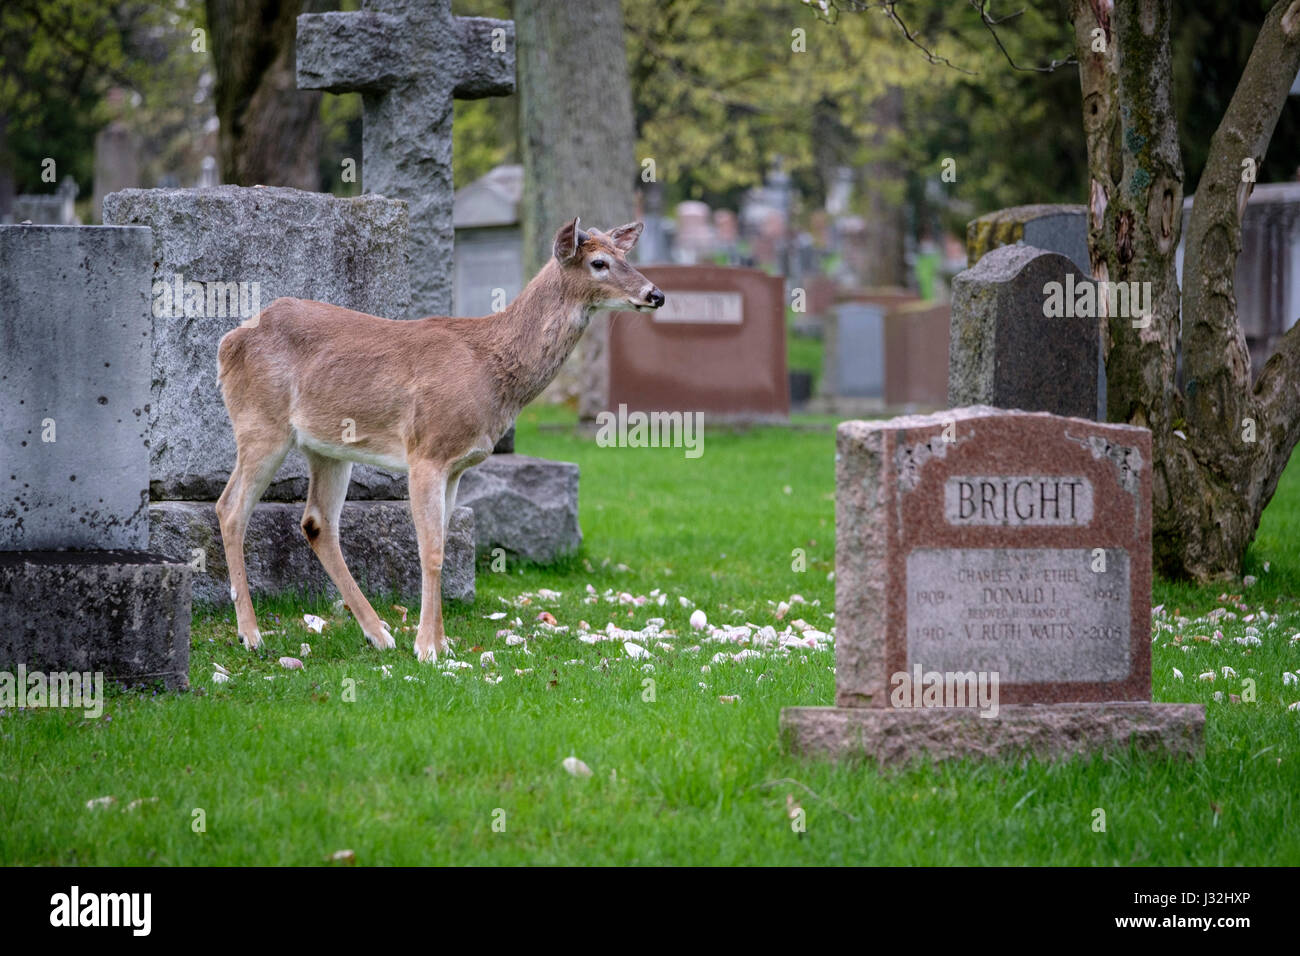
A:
[{"left": 215, "top": 218, "right": 663, "bottom": 662}]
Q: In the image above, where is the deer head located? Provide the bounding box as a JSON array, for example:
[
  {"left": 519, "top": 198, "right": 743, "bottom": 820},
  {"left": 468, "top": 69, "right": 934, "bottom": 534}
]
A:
[{"left": 553, "top": 217, "right": 664, "bottom": 312}]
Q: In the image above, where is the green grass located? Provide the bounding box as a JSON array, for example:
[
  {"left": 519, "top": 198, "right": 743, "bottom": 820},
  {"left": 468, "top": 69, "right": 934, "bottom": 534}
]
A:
[{"left": 2, "top": 405, "right": 1298, "bottom": 865}]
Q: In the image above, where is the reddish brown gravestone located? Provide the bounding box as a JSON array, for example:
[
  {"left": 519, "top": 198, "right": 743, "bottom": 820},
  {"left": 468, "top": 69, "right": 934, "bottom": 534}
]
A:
[
  {"left": 884, "top": 300, "right": 950, "bottom": 409},
  {"left": 836, "top": 406, "right": 1151, "bottom": 707},
  {"left": 780, "top": 406, "right": 1204, "bottom": 764},
  {"left": 607, "top": 265, "right": 788, "bottom": 420}
]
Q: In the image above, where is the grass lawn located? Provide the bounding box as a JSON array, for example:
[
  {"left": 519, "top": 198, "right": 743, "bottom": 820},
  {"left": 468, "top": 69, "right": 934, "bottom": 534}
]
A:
[{"left": 2, "top": 404, "right": 1298, "bottom": 865}]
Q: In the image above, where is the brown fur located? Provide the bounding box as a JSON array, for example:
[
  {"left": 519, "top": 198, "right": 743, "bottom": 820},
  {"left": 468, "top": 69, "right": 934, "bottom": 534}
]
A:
[{"left": 214, "top": 218, "right": 660, "bottom": 661}]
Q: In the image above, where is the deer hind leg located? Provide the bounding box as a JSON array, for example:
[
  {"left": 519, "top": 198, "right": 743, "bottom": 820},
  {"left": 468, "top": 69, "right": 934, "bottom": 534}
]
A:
[
  {"left": 408, "top": 460, "right": 449, "bottom": 662},
  {"left": 216, "top": 429, "right": 292, "bottom": 650},
  {"left": 301, "top": 449, "right": 394, "bottom": 650}
]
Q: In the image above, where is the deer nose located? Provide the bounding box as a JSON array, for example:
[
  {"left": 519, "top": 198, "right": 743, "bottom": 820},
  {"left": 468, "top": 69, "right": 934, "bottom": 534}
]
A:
[{"left": 647, "top": 288, "right": 665, "bottom": 309}]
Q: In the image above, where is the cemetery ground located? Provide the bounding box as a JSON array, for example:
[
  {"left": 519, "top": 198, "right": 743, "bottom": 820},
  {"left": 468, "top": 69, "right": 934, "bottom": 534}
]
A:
[{"left": 2, "top": 406, "right": 1299, "bottom": 866}]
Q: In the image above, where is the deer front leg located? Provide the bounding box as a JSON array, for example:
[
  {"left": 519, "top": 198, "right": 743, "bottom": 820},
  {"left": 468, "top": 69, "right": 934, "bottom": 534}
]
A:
[{"left": 408, "top": 460, "right": 449, "bottom": 662}]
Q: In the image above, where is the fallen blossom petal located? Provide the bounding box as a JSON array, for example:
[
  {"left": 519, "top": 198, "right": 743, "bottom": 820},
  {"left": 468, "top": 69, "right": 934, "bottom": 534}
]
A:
[
  {"left": 303, "top": 614, "right": 327, "bottom": 633},
  {"left": 563, "top": 757, "right": 592, "bottom": 778},
  {"left": 690, "top": 609, "right": 708, "bottom": 630},
  {"left": 279, "top": 657, "right": 304, "bottom": 670}
]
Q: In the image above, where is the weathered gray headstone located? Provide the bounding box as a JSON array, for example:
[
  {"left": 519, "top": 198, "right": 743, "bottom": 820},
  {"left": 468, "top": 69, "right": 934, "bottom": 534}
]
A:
[
  {"left": 966, "top": 204, "right": 1088, "bottom": 273},
  {"left": 0, "top": 224, "right": 191, "bottom": 689},
  {"left": 103, "top": 185, "right": 411, "bottom": 500},
  {"left": 949, "top": 244, "right": 1099, "bottom": 419},
  {"left": 297, "top": 0, "right": 515, "bottom": 318},
  {"left": 780, "top": 406, "right": 1204, "bottom": 765},
  {"left": 1, "top": 226, "right": 153, "bottom": 550}
]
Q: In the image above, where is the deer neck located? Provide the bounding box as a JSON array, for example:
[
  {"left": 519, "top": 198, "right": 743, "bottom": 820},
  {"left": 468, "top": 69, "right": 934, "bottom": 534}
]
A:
[{"left": 488, "top": 260, "right": 594, "bottom": 413}]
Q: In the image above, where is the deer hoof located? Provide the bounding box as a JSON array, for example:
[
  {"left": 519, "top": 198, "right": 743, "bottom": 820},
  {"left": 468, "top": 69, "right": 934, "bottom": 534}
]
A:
[
  {"left": 414, "top": 641, "right": 438, "bottom": 664},
  {"left": 366, "top": 622, "right": 396, "bottom": 651},
  {"left": 239, "top": 629, "right": 262, "bottom": 651}
]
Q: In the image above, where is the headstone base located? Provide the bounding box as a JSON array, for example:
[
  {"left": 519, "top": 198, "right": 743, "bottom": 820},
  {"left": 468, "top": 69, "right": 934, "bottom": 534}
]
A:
[
  {"left": 457, "top": 454, "right": 581, "bottom": 563},
  {"left": 0, "top": 551, "right": 191, "bottom": 690},
  {"left": 149, "top": 502, "right": 475, "bottom": 606},
  {"left": 780, "top": 702, "right": 1204, "bottom": 766}
]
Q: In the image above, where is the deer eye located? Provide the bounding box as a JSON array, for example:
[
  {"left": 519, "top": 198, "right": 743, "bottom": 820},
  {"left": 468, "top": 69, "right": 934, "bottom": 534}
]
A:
[{"left": 591, "top": 260, "right": 608, "bottom": 271}]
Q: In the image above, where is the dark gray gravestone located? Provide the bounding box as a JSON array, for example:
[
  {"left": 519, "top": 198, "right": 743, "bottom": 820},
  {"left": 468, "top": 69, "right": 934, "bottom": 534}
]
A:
[
  {"left": 949, "top": 244, "right": 1098, "bottom": 419},
  {"left": 297, "top": 0, "right": 515, "bottom": 318}
]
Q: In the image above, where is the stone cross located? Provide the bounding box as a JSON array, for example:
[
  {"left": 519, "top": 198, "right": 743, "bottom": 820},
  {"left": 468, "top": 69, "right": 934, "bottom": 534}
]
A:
[{"left": 297, "top": 0, "right": 515, "bottom": 318}]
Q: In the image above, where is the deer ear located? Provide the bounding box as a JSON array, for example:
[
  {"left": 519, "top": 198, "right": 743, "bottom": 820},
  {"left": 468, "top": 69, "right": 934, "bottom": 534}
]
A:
[
  {"left": 553, "top": 217, "right": 586, "bottom": 262},
  {"left": 607, "top": 222, "right": 644, "bottom": 253}
]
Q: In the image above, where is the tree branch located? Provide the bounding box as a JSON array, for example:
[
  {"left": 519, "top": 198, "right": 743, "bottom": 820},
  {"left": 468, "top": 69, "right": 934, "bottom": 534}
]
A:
[
  {"left": 1182, "top": 0, "right": 1300, "bottom": 484},
  {"left": 806, "top": 0, "right": 1075, "bottom": 74}
]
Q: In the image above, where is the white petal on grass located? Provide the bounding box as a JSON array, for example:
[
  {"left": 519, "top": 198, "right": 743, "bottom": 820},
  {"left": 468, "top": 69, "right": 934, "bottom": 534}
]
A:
[
  {"left": 624, "top": 641, "right": 650, "bottom": 660},
  {"left": 1172, "top": 668, "right": 1184, "bottom": 681},
  {"left": 690, "top": 609, "right": 708, "bottom": 630},
  {"left": 86, "top": 796, "right": 116, "bottom": 810},
  {"left": 211, "top": 672, "right": 230, "bottom": 684},
  {"left": 1198, "top": 671, "right": 1216, "bottom": 682},
  {"left": 480, "top": 651, "right": 496, "bottom": 669},
  {"left": 563, "top": 756, "right": 593, "bottom": 778},
  {"left": 300, "top": 643, "right": 312, "bottom": 657},
  {"left": 486, "top": 611, "right": 507, "bottom": 620},
  {"left": 279, "top": 657, "right": 304, "bottom": 670},
  {"left": 1284, "top": 672, "right": 1298, "bottom": 687},
  {"left": 212, "top": 662, "right": 230, "bottom": 676},
  {"left": 303, "top": 614, "right": 327, "bottom": 633},
  {"left": 1221, "top": 666, "right": 1237, "bottom": 679}
]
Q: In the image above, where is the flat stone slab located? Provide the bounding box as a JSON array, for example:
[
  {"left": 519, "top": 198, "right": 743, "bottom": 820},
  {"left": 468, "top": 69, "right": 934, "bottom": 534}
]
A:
[
  {"left": 0, "top": 551, "right": 191, "bottom": 690},
  {"left": 0, "top": 224, "right": 154, "bottom": 551},
  {"left": 781, "top": 702, "right": 1204, "bottom": 765},
  {"left": 456, "top": 454, "right": 581, "bottom": 563},
  {"left": 149, "top": 501, "right": 474, "bottom": 606}
]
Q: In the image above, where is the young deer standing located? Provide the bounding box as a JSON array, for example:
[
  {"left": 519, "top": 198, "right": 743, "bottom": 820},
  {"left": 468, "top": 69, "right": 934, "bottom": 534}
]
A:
[{"left": 216, "top": 218, "right": 663, "bottom": 661}]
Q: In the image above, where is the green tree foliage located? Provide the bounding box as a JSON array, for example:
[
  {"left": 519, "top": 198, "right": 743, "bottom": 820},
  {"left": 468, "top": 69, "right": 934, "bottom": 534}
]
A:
[{"left": 2, "top": 0, "right": 212, "bottom": 200}]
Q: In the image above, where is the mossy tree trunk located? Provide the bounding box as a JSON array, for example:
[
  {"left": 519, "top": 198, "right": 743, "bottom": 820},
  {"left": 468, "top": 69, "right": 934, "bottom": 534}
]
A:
[{"left": 1069, "top": 0, "right": 1300, "bottom": 582}]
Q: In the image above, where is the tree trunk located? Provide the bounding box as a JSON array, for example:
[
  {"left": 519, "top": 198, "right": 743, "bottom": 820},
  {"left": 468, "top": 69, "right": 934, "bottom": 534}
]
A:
[
  {"left": 516, "top": 0, "right": 637, "bottom": 419},
  {"left": 206, "top": 0, "right": 324, "bottom": 190},
  {"left": 859, "top": 85, "right": 907, "bottom": 288},
  {"left": 1071, "top": 0, "right": 1300, "bottom": 581}
]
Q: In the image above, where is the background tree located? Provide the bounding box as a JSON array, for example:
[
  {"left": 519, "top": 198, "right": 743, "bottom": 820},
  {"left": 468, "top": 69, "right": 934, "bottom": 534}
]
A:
[
  {"left": 1, "top": 0, "right": 215, "bottom": 217},
  {"left": 821, "top": 0, "right": 1300, "bottom": 581},
  {"left": 205, "top": 0, "right": 328, "bottom": 188},
  {"left": 515, "top": 0, "right": 639, "bottom": 418}
]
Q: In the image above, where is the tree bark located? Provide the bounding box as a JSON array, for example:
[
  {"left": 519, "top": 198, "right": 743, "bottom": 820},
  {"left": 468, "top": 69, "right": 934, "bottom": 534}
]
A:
[
  {"left": 859, "top": 85, "right": 907, "bottom": 288},
  {"left": 1071, "top": 0, "right": 1300, "bottom": 581},
  {"left": 516, "top": 0, "right": 637, "bottom": 419},
  {"left": 206, "top": 0, "right": 324, "bottom": 190}
]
